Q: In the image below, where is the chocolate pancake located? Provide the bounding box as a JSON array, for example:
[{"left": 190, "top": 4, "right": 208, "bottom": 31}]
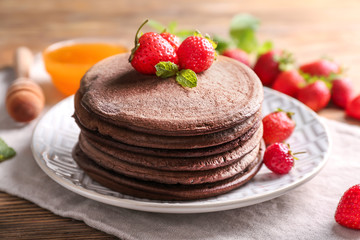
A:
[
  {"left": 78, "top": 54, "right": 263, "bottom": 136},
  {"left": 78, "top": 137, "right": 260, "bottom": 185},
  {"left": 78, "top": 118, "right": 262, "bottom": 158},
  {"left": 72, "top": 141, "right": 265, "bottom": 201},
  {"left": 79, "top": 125, "right": 262, "bottom": 172},
  {"left": 74, "top": 91, "right": 262, "bottom": 149}
]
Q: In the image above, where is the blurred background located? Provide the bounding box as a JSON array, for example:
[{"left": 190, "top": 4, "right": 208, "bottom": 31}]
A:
[
  {"left": 1, "top": 0, "right": 360, "bottom": 68},
  {"left": 2, "top": 0, "right": 360, "bottom": 122}
]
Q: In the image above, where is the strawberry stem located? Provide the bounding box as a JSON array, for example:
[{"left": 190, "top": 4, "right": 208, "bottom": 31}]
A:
[
  {"left": 286, "top": 112, "right": 295, "bottom": 119},
  {"left": 275, "top": 108, "right": 295, "bottom": 119},
  {"left": 129, "top": 19, "right": 149, "bottom": 62},
  {"left": 275, "top": 51, "right": 295, "bottom": 71}
]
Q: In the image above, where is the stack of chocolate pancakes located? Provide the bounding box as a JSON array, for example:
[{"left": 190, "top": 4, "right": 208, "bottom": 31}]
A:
[{"left": 72, "top": 54, "right": 265, "bottom": 201}]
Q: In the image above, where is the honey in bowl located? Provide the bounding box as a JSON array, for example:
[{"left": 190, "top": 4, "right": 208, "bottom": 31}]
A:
[{"left": 43, "top": 39, "right": 127, "bottom": 96}]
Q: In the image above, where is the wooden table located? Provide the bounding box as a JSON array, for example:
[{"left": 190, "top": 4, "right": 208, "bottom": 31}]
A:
[{"left": 1, "top": 0, "right": 360, "bottom": 238}]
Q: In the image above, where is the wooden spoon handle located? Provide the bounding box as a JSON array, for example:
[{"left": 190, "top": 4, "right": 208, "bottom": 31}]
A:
[
  {"left": 14, "top": 46, "right": 33, "bottom": 78},
  {"left": 6, "top": 47, "right": 45, "bottom": 122}
]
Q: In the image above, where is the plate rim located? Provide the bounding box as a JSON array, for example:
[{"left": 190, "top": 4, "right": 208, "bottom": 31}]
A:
[{"left": 31, "top": 87, "right": 331, "bottom": 214}]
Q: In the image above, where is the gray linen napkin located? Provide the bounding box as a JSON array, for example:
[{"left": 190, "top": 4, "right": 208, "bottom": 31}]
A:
[{"left": 1, "top": 69, "right": 360, "bottom": 240}]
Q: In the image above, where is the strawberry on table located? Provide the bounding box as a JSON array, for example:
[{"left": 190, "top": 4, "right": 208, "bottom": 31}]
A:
[
  {"left": 297, "top": 80, "right": 331, "bottom": 112},
  {"left": 272, "top": 69, "right": 306, "bottom": 98},
  {"left": 222, "top": 48, "right": 250, "bottom": 66},
  {"left": 335, "top": 184, "right": 360, "bottom": 230},
  {"left": 177, "top": 34, "right": 216, "bottom": 73},
  {"left": 299, "top": 59, "right": 340, "bottom": 77},
  {"left": 331, "top": 78, "right": 355, "bottom": 109},
  {"left": 253, "top": 50, "right": 293, "bottom": 86},
  {"left": 262, "top": 109, "right": 296, "bottom": 146},
  {"left": 263, "top": 143, "right": 300, "bottom": 174},
  {"left": 129, "top": 20, "right": 179, "bottom": 74},
  {"left": 346, "top": 95, "right": 360, "bottom": 120}
]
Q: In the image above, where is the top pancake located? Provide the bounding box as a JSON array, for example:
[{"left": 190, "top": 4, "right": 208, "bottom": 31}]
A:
[{"left": 78, "top": 54, "right": 263, "bottom": 136}]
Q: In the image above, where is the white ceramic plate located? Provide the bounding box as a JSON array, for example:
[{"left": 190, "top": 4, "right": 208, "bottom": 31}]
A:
[{"left": 31, "top": 87, "right": 330, "bottom": 214}]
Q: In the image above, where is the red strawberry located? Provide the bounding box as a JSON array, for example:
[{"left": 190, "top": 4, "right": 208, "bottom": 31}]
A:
[
  {"left": 299, "top": 59, "right": 340, "bottom": 77},
  {"left": 253, "top": 50, "right": 293, "bottom": 86},
  {"left": 177, "top": 35, "right": 215, "bottom": 73},
  {"left": 263, "top": 143, "right": 297, "bottom": 174},
  {"left": 222, "top": 49, "right": 250, "bottom": 66},
  {"left": 335, "top": 184, "right": 360, "bottom": 229},
  {"left": 272, "top": 70, "right": 306, "bottom": 98},
  {"left": 346, "top": 95, "right": 360, "bottom": 120},
  {"left": 160, "top": 32, "right": 180, "bottom": 51},
  {"left": 262, "top": 109, "right": 296, "bottom": 146},
  {"left": 297, "top": 80, "right": 331, "bottom": 112},
  {"left": 331, "top": 79, "right": 355, "bottom": 109},
  {"left": 129, "top": 21, "right": 178, "bottom": 74}
]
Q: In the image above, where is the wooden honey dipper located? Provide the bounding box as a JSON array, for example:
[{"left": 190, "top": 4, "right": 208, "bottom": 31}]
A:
[{"left": 6, "top": 47, "right": 45, "bottom": 122}]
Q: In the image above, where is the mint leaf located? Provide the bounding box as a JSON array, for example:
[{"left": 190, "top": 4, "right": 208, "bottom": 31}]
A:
[
  {"left": 155, "top": 62, "right": 179, "bottom": 78},
  {"left": 0, "top": 138, "right": 16, "bottom": 162},
  {"left": 176, "top": 69, "right": 197, "bottom": 88},
  {"left": 230, "top": 14, "right": 260, "bottom": 53}
]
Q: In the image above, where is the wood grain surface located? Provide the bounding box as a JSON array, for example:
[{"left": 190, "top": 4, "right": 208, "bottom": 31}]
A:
[{"left": 1, "top": 0, "right": 360, "bottom": 238}]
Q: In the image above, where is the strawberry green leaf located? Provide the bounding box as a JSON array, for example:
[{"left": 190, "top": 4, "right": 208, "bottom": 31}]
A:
[
  {"left": 0, "top": 138, "right": 16, "bottom": 162},
  {"left": 155, "top": 62, "right": 179, "bottom": 78},
  {"left": 230, "top": 14, "right": 260, "bottom": 53},
  {"left": 147, "top": 19, "right": 166, "bottom": 32},
  {"left": 148, "top": 20, "right": 194, "bottom": 39},
  {"left": 275, "top": 108, "right": 295, "bottom": 119},
  {"left": 148, "top": 19, "right": 195, "bottom": 40},
  {"left": 193, "top": 31, "right": 217, "bottom": 50},
  {"left": 176, "top": 69, "right": 197, "bottom": 88},
  {"left": 300, "top": 71, "right": 334, "bottom": 89},
  {"left": 167, "top": 21, "right": 177, "bottom": 34},
  {"left": 205, "top": 35, "right": 218, "bottom": 50},
  {"left": 328, "top": 72, "right": 343, "bottom": 81},
  {"left": 257, "top": 41, "right": 273, "bottom": 56},
  {"left": 213, "top": 35, "right": 232, "bottom": 54},
  {"left": 193, "top": 31, "right": 203, "bottom": 38},
  {"left": 176, "top": 29, "right": 196, "bottom": 39},
  {"left": 274, "top": 51, "right": 295, "bottom": 71}
]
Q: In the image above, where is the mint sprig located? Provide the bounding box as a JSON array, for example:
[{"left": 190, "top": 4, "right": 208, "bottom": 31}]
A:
[
  {"left": 176, "top": 69, "right": 197, "bottom": 88},
  {"left": 155, "top": 62, "right": 197, "bottom": 88},
  {"left": 213, "top": 14, "right": 273, "bottom": 56},
  {"left": 155, "top": 61, "right": 179, "bottom": 78},
  {"left": 0, "top": 138, "right": 16, "bottom": 162},
  {"left": 230, "top": 14, "right": 260, "bottom": 53}
]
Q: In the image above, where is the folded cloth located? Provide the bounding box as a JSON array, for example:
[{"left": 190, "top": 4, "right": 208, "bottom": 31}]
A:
[{"left": 1, "top": 69, "right": 360, "bottom": 240}]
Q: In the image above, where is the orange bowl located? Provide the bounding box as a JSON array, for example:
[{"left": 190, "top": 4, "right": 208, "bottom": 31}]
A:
[{"left": 43, "top": 39, "right": 128, "bottom": 96}]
